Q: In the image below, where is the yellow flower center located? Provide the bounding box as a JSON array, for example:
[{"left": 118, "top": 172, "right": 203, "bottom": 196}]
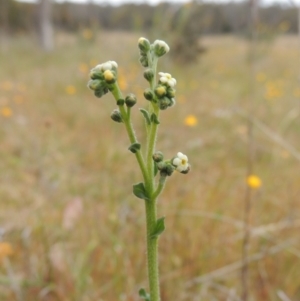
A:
[{"left": 104, "top": 70, "right": 114, "bottom": 81}]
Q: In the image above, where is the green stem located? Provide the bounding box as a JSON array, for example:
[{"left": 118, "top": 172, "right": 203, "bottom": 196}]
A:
[
  {"left": 144, "top": 53, "right": 161, "bottom": 301},
  {"left": 152, "top": 176, "right": 166, "bottom": 201},
  {"left": 111, "top": 84, "right": 148, "bottom": 184},
  {"left": 145, "top": 197, "right": 160, "bottom": 301}
]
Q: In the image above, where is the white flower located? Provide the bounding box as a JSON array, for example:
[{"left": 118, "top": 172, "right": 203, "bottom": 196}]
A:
[
  {"left": 96, "top": 61, "right": 118, "bottom": 72},
  {"left": 172, "top": 152, "right": 189, "bottom": 172},
  {"left": 158, "top": 72, "right": 177, "bottom": 88}
]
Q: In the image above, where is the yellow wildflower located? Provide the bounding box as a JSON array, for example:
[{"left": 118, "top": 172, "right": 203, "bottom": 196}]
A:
[
  {"left": 184, "top": 115, "right": 198, "bottom": 127},
  {"left": 247, "top": 175, "right": 262, "bottom": 189},
  {"left": 1, "top": 106, "right": 12, "bottom": 117},
  {"left": 0, "top": 242, "right": 13, "bottom": 260},
  {"left": 65, "top": 85, "right": 76, "bottom": 95}
]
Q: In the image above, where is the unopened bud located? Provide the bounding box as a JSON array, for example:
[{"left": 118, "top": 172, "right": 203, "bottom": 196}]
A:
[
  {"left": 143, "top": 69, "right": 154, "bottom": 82},
  {"left": 103, "top": 70, "right": 116, "bottom": 84},
  {"left": 158, "top": 97, "right": 171, "bottom": 110},
  {"left": 139, "top": 55, "right": 149, "bottom": 67},
  {"left": 88, "top": 79, "right": 102, "bottom": 91},
  {"left": 138, "top": 37, "right": 151, "bottom": 53},
  {"left": 117, "top": 98, "right": 125, "bottom": 106},
  {"left": 125, "top": 93, "right": 137, "bottom": 107},
  {"left": 167, "top": 87, "right": 176, "bottom": 98},
  {"left": 155, "top": 85, "right": 167, "bottom": 98},
  {"left": 110, "top": 109, "right": 123, "bottom": 123},
  {"left": 160, "top": 163, "right": 175, "bottom": 177},
  {"left": 152, "top": 151, "right": 164, "bottom": 162},
  {"left": 169, "top": 98, "right": 176, "bottom": 107},
  {"left": 89, "top": 68, "right": 104, "bottom": 80},
  {"left": 144, "top": 88, "right": 154, "bottom": 101},
  {"left": 94, "top": 86, "right": 109, "bottom": 98},
  {"left": 153, "top": 40, "right": 170, "bottom": 57}
]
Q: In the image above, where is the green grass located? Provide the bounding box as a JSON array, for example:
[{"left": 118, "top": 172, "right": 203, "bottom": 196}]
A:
[{"left": 0, "top": 31, "right": 300, "bottom": 301}]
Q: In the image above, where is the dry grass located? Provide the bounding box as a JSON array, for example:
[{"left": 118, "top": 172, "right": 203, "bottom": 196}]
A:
[{"left": 0, "top": 31, "right": 300, "bottom": 301}]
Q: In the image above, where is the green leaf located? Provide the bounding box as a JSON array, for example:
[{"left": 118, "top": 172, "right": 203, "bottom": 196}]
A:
[
  {"left": 139, "top": 108, "right": 151, "bottom": 125},
  {"left": 128, "top": 143, "right": 141, "bottom": 153},
  {"left": 139, "top": 288, "right": 151, "bottom": 301},
  {"left": 150, "top": 113, "right": 160, "bottom": 124},
  {"left": 150, "top": 217, "right": 165, "bottom": 239},
  {"left": 133, "top": 183, "right": 149, "bottom": 201}
]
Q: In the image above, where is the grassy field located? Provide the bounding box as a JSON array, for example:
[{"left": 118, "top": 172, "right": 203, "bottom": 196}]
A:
[{"left": 0, "top": 31, "right": 300, "bottom": 301}]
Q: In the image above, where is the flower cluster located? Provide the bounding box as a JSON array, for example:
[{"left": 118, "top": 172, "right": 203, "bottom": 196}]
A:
[
  {"left": 154, "top": 72, "right": 177, "bottom": 110},
  {"left": 138, "top": 38, "right": 170, "bottom": 68},
  {"left": 153, "top": 151, "right": 190, "bottom": 177},
  {"left": 172, "top": 152, "right": 190, "bottom": 174},
  {"left": 87, "top": 61, "right": 118, "bottom": 98}
]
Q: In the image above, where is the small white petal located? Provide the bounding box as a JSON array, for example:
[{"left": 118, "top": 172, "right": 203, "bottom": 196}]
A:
[
  {"left": 176, "top": 165, "right": 185, "bottom": 172},
  {"left": 95, "top": 64, "right": 103, "bottom": 70},
  {"left": 177, "top": 152, "right": 184, "bottom": 158},
  {"left": 110, "top": 61, "right": 118, "bottom": 68},
  {"left": 160, "top": 77, "right": 168, "bottom": 83},
  {"left": 102, "top": 62, "right": 112, "bottom": 71},
  {"left": 173, "top": 157, "right": 181, "bottom": 166}
]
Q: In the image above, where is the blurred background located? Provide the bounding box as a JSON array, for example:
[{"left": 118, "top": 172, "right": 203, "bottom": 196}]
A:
[{"left": 0, "top": 0, "right": 300, "bottom": 300}]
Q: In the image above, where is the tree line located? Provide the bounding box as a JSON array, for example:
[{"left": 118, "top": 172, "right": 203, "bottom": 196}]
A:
[{"left": 0, "top": 0, "right": 297, "bottom": 35}]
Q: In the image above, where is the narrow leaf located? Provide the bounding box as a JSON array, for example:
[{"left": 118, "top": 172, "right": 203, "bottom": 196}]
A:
[
  {"left": 150, "top": 113, "right": 160, "bottom": 124},
  {"left": 151, "top": 216, "right": 165, "bottom": 239},
  {"left": 139, "top": 288, "right": 151, "bottom": 301},
  {"left": 128, "top": 143, "right": 141, "bottom": 153},
  {"left": 133, "top": 183, "right": 149, "bottom": 201},
  {"left": 139, "top": 108, "right": 151, "bottom": 125}
]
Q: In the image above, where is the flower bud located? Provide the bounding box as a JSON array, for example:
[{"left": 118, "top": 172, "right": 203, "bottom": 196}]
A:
[
  {"left": 144, "top": 88, "right": 154, "bottom": 101},
  {"left": 143, "top": 69, "right": 154, "bottom": 82},
  {"left": 158, "top": 97, "right": 171, "bottom": 110},
  {"left": 169, "top": 98, "right": 176, "bottom": 107},
  {"left": 153, "top": 40, "right": 170, "bottom": 57},
  {"left": 139, "top": 55, "right": 149, "bottom": 67},
  {"left": 167, "top": 87, "right": 176, "bottom": 98},
  {"left": 87, "top": 79, "right": 103, "bottom": 91},
  {"left": 110, "top": 109, "right": 123, "bottom": 123},
  {"left": 164, "top": 163, "right": 175, "bottom": 176},
  {"left": 103, "top": 70, "right": 116, "bottom": 84},
  {"left": 160, "top": 163, "right": 175, "bottom": 177},
  {"left": 94, "top": 86, "right": 109, "bottom": 98},
  {"left": 138, "top": 37, "right": 151, "bottom": 53},
  {"left": 89, "top": 68, "right": 104, "bottom": 80},
  {"left": 125, "top": 93, "right": 137, "bottom": 107},
  {"left": 152, "top": 151, "right": 164, "bottom": 162},
  {"left": 117, "top": 98, "right": 125, "bottom": 106},
  {"left": 155, "top": 85, "right": 167, "bottom": 98},
  {"left": 157, "top": 161, "right": 166, "bottom": 170}
]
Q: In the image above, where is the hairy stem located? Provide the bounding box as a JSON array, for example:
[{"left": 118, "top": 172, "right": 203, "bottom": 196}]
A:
[
  {"left": 111, "top": 84, "right": 148, "bottom": 184},
  {"left": 145, "top": 197, "right": 160, "bottom": 301}
]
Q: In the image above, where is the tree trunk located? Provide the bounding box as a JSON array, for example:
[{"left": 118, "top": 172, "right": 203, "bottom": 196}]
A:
[
  {"left": 38, "top": 0, "right": 54, "bottom": 52},
  {"left": 0, "top": 0, "right": 9, "bottom": 50}
]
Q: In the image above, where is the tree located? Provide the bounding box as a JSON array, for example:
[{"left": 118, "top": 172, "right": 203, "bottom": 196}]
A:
[{"left": 38, "top": 0, "right": 54, "bottom": 51}]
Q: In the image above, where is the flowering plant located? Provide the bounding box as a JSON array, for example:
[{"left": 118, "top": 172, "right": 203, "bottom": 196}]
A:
[{"left": 88, "top": 37, "right": 190, "bottom": 301}]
